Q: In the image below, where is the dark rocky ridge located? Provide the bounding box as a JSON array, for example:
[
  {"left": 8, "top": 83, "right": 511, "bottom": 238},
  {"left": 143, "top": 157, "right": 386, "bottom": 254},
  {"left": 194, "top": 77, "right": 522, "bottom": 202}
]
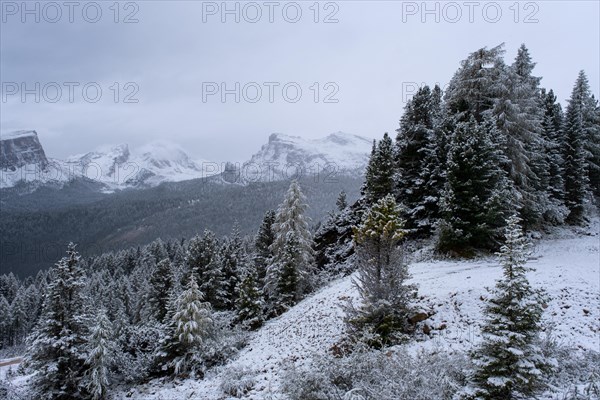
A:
[{"left": 0, "top": 131, "right": 48, "bottom": 170}]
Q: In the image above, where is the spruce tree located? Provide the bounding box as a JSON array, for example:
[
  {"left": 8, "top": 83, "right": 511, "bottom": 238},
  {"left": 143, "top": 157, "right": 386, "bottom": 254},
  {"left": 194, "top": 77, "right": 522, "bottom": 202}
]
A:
[
  {"left": 587, "top": 95, "right": 600, "bottom": 197},
  {"left": 186, "top": 230, "right": 227, "bottom": 308},
  {"left": 346, "top": 195, "right": 416, "bottom": 347},
  {"left": 467, "top": 215, "right": 551, "bottom": 399},
  {"left": 444, "top": 44, "right": 505, "bottom": 122},
  {"left": 540, "top": 88, "right": 566, "bottom": 202},
  {"left": 26, "top": 243, "right": 89, "bottom": 400},
  {"left": 219, "top": 224, "right": 247, "bottom": 310},
  {"left": 265, "top": 180, "right": 314, "bottom": 315},
  {"left": 363, "top": 133, "right": 395, "bottom": 204},
  {"left": 253, "top": 210, "right": 276, "bottom": 285},
  {"left": 563, "top": 72, "right": 592, "bottom": 224},
  {"left": 158, "top": 274, "right": 213, "bottom": 378},
  {"left": 395, "top": 85, "right": 443, "bottom": 234},
  {"left": 148, "top": 258, "right": 175, "bottom": 323},
  {"left": 438, "top": 116, "right": 514, "bottom": 254},
  {"left": 0, "top": 295, "right": 10, "bottom": 348},
  {"left": 10, "top": 287, "right": 29, "bottom": 346},
  {"left": 493, "top": 44, "right": 548, "bottom": 227},
  {"left": 84, "top": 309, "right": 115, "bottom": 400},
  {"left": 235, "top": 269, "right": 264, "bottom": 330},
  {"left": 336, "top": 191, "right": 348, "bottom": 211}
]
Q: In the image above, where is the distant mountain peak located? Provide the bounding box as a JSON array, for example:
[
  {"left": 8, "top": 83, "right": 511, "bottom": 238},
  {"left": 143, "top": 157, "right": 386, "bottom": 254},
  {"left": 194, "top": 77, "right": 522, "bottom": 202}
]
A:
[{"left": 240, "top": 132, "right": 372, "bottom": 183}]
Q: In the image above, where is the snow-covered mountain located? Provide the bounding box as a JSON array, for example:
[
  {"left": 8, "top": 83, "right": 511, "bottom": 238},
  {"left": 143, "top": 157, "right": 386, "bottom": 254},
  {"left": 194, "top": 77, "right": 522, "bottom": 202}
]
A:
[
  {"left": 64, "top": 141, "right": 214, "bottom": 189},
  {"left": 237, "top": 132, "right": 372, "bottom": 183},
  {"left": 1, "top": 130, "right": 373, "bottom": 190},
  {"left": 0, "top": 132, "right": 215, "bottom": 190}
]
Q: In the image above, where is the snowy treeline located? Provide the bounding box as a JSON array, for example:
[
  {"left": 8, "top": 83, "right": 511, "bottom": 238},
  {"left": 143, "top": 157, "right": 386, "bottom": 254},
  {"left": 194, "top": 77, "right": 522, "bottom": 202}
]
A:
[
  {"left": 0, "top": 180, "right": 319, "bottom": 399},
  {"left": 317, "top": 43, "right": 599, "bottom": 267}
]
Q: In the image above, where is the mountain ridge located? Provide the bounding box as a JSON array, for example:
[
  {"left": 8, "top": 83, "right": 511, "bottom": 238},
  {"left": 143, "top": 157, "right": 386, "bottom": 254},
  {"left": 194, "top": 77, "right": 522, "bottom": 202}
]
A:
[{"left": 1, "top": 131, "right": 372, "bottom": 190}]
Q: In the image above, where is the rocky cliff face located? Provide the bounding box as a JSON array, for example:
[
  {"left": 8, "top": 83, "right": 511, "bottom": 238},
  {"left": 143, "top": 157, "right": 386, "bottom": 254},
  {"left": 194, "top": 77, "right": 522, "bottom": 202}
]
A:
[{"left": 0, "top": 131, "right": 48, "bottom": 170}]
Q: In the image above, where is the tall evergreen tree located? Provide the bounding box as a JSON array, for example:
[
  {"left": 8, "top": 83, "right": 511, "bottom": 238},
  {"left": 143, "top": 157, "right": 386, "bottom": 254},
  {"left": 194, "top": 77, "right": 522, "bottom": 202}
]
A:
[
  {"left": 158, "top": 274, "right": 213, "bottom": 378},
  {"left": 26, "top": 243, "right": 89, "bottom": 400},
  {"left": 568, "top": 71, "right": 600, "bottom": 198},
  {"left": 493, "top": 44, "right": 548, "bottom": 226},
  {"left": 148, "top": 258, "right": 176, "bottom": 323},
  {"left": 395, "top": 85, "right": 443, "bottom": 234},
  {"left": 265, "top": 180, "right": 314, "bottom": 315},
  {"left": 363, "top": 133, "right": 395, "bottom": 204},
  {"left": 84, "top": 309, "right": 115, "bottom": 400},
  {"left": 186, "top": 230, "right": 227, "bottom": 308},
  {"left": 347, "top": 195, "right": 416, "bottom": 347},
  {"left": 438, "top": 116, "right": 514, "bottom": 254},
  {"left": 540, "top": 89, "right": 566, "bottom": 201},
  {"left": 253, "top": 210, "right": 276, "bottom": 286},
  {"left": 219, "top": 224, "right": 247, "bottom": 310},
  {"left": 563, "top": 72, "right": 592, "bottom": 224},
  {"left": 9, "top": 287, "right": 29, "bottom": 346},
  {"left": 0, "top": 295, "right": 10, "bottom": 349},
  {"left": 235, "top": 269, "right": 264, "bottom": 330},
  {"left": 444, "top": 44, "right": 505, "bottom": 123},
  {"left": 466, "top": 215, "right": 551, "bottom": 399},
  {"left": 587, "top": 95, "right": 600, "bottom": 197}
]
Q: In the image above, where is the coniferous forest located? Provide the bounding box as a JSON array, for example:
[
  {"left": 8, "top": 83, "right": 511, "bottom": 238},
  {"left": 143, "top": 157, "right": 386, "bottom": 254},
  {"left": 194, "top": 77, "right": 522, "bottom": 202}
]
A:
[{"left": 1, "top": 44, "right": 599, "bottom": 400}]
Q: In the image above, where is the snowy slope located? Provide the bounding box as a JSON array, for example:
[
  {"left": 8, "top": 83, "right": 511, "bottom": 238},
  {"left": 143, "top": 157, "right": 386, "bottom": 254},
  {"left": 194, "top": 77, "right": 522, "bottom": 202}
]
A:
[
  {"left": 113, "top": 219, "right": 599, "bottom": 400},
  {"left": 239, "top": 132, "right": 372, "bottom": 182}
]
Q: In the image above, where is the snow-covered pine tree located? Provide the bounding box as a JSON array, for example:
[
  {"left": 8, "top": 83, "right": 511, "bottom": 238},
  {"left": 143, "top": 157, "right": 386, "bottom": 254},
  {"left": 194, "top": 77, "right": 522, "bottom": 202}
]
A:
[
  {"left": 84, "top": 309, "right": 115, "bottom": 400},
  {"left": 0, "top": 273, "right": 19, "bottom": 305},
  {"left": 148, "top": 258, "right": 176, "bottom": 323},
  {"left": 588, "top": 95, "right": 600, "bottom": 197},
  {"left": 493, "top": 44, "right": 549, "bottom": 227},
  {"left": 540, "top": 88, "right": 568, "bottom": 222},
  {"left": 587, "top": 94, "right": 600, "bottom": 197},
  {"left": 9, "top": 287, "right": 29, "bottom": 346},
  {"left": 0, "top": 295, "right": 10, "bottom": 348},
  {"left": 444, "top": 44, "right": 505, "bottom": 123},
  {"left": 26, "top": 243, "right": 89, "bottom": 399},
  {"left": 568, "top": 71, "right": 600, "bottom": 199},
  {"left": 235, "top": 268, "right": 264, "bottom": 330},
  {"left": 444, "top": 44, "right": 548, "bottom": 228},
  {"left": 158, "top": 274, "right": 213, "bottom": 378},
  {"left": 253, "top": 210, "right": 276, "bottom": 286},
  {"left": 219, "top": 223, "right": 247, "bottom": 310},
  {"left": 186, "top": 230, "right": 227, "bottom": 309},
  {"left": 395, "top": 85, "right": 443, "bottom": 234},
  {"left": 265, "top": 180, "right": 314, "bottom": 315},
  {"left": 563, "top": 72, "right": 592, "bottom": 224},
  {"left": 346, "top": 194, "right": 416, "bottom": 347},
  {"left": 438, "top": 116, "right": 514, "bottom": 254},
  {"left": 541, "top": 89, "right": 565, "bottom": 197},
  {"left": 466, "top": 214, "right": 552, "bottom": 399},
  {"left": 336, "top": 191, "right": 348, "bottom": 212},
  {"left": 363, "top": 133, "right": 395, "bottom": 204}
]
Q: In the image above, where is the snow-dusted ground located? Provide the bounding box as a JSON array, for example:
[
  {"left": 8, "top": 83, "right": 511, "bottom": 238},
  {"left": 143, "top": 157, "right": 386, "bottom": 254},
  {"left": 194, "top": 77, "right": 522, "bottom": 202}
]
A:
[
  {"left": 114, "top": 219, "right": 599, "bottom": 400},
  {"left": 4, "top": 219, "right": 598, "bottom": 399}
]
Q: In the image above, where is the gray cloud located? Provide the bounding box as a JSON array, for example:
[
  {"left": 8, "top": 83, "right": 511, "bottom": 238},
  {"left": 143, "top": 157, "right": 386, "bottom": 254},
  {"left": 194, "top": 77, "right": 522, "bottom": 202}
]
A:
[{"left": 1, "top": 1, "right": 598, "bottom": 162}]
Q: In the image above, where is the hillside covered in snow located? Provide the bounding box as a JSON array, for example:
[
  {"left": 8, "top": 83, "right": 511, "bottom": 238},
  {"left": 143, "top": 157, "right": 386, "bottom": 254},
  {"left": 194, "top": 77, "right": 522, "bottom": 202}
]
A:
[
  {"left": 3, "top": 218, "right": 583, "bottom": 399},
  {"left": 2, "top": 217, "right": 593, "bottom": 399}
]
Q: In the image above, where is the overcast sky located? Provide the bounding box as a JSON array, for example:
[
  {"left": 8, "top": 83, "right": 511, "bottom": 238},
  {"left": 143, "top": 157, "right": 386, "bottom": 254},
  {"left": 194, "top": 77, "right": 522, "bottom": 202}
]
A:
[{"left": 1, "top": 0, "right": 598, "bottom": 162}]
